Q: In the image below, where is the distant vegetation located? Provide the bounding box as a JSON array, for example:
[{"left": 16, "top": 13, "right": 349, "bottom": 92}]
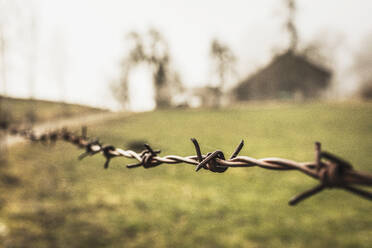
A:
[
  {"left": 113, "top": 28, "right": 183, "bottom": 110},
  {"left": 359, "top": 81, "right": 372, "bottom": 100},
  {"left": 0, "top": 96, "right": 106, "bottom": 125}
]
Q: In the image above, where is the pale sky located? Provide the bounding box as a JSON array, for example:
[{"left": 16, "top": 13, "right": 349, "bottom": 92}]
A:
[{"left": 2, "top": 0, "right": 372, "bottom": 110}]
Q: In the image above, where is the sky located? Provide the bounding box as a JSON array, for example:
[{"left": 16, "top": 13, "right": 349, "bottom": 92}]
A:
[{"left": 1, "top": 0, "right": 372, "bottom": 111}]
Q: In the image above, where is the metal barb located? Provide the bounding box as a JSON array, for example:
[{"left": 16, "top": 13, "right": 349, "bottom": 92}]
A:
[
  {"left": 289, "top": 184, "right": 325, "bottom": 206},
  {"left": 191, "top": 138, "right": 203, "bottom": 162},
  {"left": 315, "top": 142, "right": 322, "bottom": 172},
  {"left": 230, "top": 140, "right": 244, "bottom": 159},
  {"left": 195, "top": 150, "right": 221, "bottom": 172},
  {"left": 321, "top": 151, "right": 352, "bottom": 170},
  {"left": 144, "top": 143, "right": 160, "bottom": 156},
  {"left": 102, "top": 146, "right": 117, "bottom": 169},
  {"left": 342, "top": 185, "right": 372, "bottom": 201}
]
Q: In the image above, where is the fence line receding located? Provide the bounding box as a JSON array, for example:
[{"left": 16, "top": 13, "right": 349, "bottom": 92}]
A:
[{"left": 2, "top": 125, "right": 372, "bottom": 206}]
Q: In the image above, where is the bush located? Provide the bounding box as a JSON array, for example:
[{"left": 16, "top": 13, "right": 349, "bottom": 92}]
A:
[
  {"left": 359, "top": 80, "right": 372, "bottom": 100},
  {"left": 0, "top": 109, "right": 14, "bottom": 130}
]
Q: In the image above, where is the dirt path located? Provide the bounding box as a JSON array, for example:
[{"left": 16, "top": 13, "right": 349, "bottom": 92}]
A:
[{"left": 6, "top": 111, "right": 127, "bottom": 146}]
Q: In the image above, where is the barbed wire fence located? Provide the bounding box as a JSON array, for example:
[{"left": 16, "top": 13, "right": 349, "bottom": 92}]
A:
[{"left": 2, "top": 124, "right": 372, "bottom": 206}]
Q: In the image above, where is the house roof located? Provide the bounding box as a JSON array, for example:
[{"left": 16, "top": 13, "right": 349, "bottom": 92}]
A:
[{"left": 235, "top": 50, "right": 331, "bottom": 95}]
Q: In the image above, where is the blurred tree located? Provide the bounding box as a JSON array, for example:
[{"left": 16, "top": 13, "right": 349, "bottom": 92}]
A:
[
  {"left": 358, "top": 81, "right": 372, "bottom": 100},
  {"left": 26, "top": 2, "right": 39, "bottom": 124},
  {"left": 27, "top": 2, "right": 38, "bottom": 100},
  {"left": 0, "top": 0, "right": 38, "bottom": 123},
  {"left": 0, "top": 0, "right": 14, "bottom": 165},
  {"left": 209, "top": 38, "right": 236, "bottom": 107},
  {"left": 353, "top": 33, "right": 372, "bottom": 99},
  {"left": 301, "top": 40, "right": 333, "bottom": 69},
  {"left": 285, "top": 0, "right": 298, "bottom": 51},
  {"left": 168, "top": 70, "right": 184, "bottom": 104},
  {"left": 0, "top": 0, "right": 23, "bottom": 100},
  {"left": 353, "top": 33, "right": 372, "bottom": 82},
  {"left": 0, "top": 5, "right": 7, "bottom": 105},
  {"left": 111, "top": 31, "right": 143, "bottom": 109},
  {"left": 113, "top": 28, "right": 180, "bottom": 109},
  {"left": 148, "top": 28, "right": 172, "bottom": 108},
  {"left": 111, "top": 58, "right": 130, "bottom": 109},
  {"left": 127, "top": 31, "right": 146, "bottom": 64},
  {"left": 0, "top": 28, "right": 5, "bottom": 121},
  {"left": 49, "top": 29, "right": 70, "bottom": 116}
]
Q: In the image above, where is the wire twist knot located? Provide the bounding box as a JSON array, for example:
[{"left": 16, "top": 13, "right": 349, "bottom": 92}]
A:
[
  {"left": 318, "top": 151, "right": 353, "bottom": 188},
  {"left": 140, "top": 144, "right": 162, "bottom": 168}
]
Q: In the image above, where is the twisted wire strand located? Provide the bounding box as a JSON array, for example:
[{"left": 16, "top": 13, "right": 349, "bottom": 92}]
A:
[{"left": 3, "top": 125, "right": 372, "bottom": 206}]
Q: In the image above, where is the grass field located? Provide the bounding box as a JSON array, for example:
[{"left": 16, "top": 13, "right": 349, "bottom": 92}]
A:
[
  {"left": 0, "top": 96, "right": 105, "bottom": 124},
  {"left": 1, "top": 102, "right": 371, "bottom": 248}
]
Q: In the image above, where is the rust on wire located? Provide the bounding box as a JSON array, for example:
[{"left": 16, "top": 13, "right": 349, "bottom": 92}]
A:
[{"left": 3, "top": 125, "right": 372, "bottom": 206}]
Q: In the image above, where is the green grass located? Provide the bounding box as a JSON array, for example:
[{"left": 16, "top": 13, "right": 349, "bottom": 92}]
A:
[
  {"left": 1, "top": 102, "right": 372, "bottom": 248},
  {"left": 0, "top": 96, "right": 105, "bottom": 124}
]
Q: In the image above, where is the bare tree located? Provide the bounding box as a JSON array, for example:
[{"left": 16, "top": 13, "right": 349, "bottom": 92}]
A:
[
  {"left": 353, "top": 33, "right": 372, "bottom": 99},
  {"left": 127, "top": 31, "right": 146, "bottom": 64},
  {"left": 0, "top": 0, "right": 15, "bottom": 165},
  {"left": 0, "top": 0, "right": 23, "bottom": 99},
  {"left": 111, "top": 31, "right": 143, "bottom": 109},
  {"left": 50, "top": 31, "right": 68, "bottom": 103},
  {"left": 353, "top": 33, "right": 372, "bottom": 82},
  {"left": 0, "top": 2, "right": 8, "bottom": 103},
  {"left": 26, "top": 1, "right": 39, "bottom": 100},
  {"left": 113, "top": 28, "right": 177, "bottom": 109},
  {"left": 25, "top": 2, "right": 40, "bottom": 124},
  {"left": 209, "top": 38, "right": 236, "bottom": 107},
  {"left": 111, "top": 58, "right": 130, "bottom": 109},
  {"left": 285, "top": 0, "right": 298, "bottom": 51},
  {"left": 0, "top": 25, "right": 6, "bottom": 119},
  {"left": 48, "top": 29, "right": 70, "bottom": 116},
  {"left": 148, "top": 28, "right": 171, "bottom": 108}
]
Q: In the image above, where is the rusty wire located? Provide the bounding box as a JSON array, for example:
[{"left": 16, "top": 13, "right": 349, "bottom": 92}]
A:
[{"left": 3, "top": 125, "right": 372, "bottom": 206}]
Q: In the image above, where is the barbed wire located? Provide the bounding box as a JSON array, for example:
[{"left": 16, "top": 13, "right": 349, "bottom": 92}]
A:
[{"left": 2, "top": 125, "right": 372, "bottom": 206}]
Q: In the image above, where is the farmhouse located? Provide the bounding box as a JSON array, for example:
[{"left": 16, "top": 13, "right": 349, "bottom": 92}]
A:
[{"left": 233, "top": 50, "right": 331, "bottom": 101}]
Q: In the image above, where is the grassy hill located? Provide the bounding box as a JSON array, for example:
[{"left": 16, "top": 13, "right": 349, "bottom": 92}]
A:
[
  {"left": 1, "top": 102, "right": 371, "bottom": 248},
  {"left": 0, "top": 96, "right": 106, "bottom": 124}
]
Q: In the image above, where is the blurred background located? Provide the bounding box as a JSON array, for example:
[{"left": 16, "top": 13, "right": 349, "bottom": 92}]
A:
[
  {"left": 0, "top": 0, "right": 372, "bottom": 112},
  {"left": 0, "top": 0, "right": 371, "bottom": 247}
]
